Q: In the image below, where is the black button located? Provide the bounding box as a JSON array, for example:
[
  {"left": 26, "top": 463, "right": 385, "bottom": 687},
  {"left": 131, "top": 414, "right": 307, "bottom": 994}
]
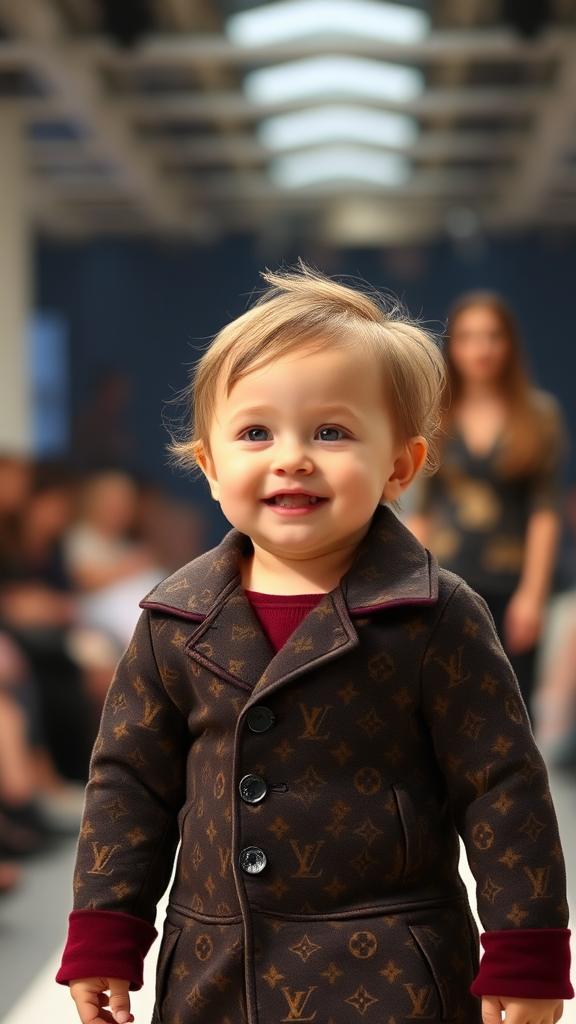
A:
[
  {"left": 239, "top": 846, "right": 267, "bottom": 875},
  {"left": 246, "top": 706, "right": 275, "bottom": 733},
  {"left": 239, "top": 773, "right": 268, "bottom": 804}
]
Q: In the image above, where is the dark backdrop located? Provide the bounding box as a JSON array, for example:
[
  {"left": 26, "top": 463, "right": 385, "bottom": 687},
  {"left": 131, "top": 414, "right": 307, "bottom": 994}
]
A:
[{"left": 36, "top": 231, "right": 576, "bottom": 548}]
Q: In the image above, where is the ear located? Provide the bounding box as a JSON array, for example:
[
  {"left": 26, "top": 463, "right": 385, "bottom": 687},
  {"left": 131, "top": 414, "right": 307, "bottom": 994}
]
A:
[
  {"left": 382, "top": 437, "right": 427, "bottom": 501},
  {"left": 193, "top": 440, "right": 220, "bottom": 502}
]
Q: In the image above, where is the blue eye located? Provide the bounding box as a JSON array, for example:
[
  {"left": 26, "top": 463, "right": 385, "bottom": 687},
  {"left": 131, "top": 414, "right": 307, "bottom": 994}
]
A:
[
  {"left": 317, "top": 427, "right": 345, "bottom": 441},
  {"left": 244, "top": 428, "right": 270, "bottom": 442}
]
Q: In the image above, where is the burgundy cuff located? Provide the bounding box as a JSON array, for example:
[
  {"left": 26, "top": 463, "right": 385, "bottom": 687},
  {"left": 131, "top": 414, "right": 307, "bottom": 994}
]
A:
[
  {"left": 56, "top": 910, "right": 158, "bottom": 990},
  {"left": 471, "top": 929, "right": 573, "bottom": 999}
]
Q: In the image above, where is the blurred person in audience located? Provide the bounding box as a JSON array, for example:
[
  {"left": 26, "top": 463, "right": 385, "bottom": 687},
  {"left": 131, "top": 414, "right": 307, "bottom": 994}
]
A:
[
  {"left": 0, "top": 627, "right": 83, "bottom": 896},
  {"left": 138, "top": 481, "right": 206, "bottom": 573},
  {"left": 0, "top": 455, "right": 31, "bottom": 560},
  {"left": 407, "top": 292, "right": 564, "bottom": 718},
  {"left": 71, "top": 370, "right": 135, "bottom": 474},
  {"left": 0, "top": 462, "right": 94, "bottom": 783},
  {"left": 64, "top": 471, "right": 165, "bottom": 712}
]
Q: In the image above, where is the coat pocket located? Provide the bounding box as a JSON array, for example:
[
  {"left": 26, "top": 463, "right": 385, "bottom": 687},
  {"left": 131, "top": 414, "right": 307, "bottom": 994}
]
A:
[
  {"left": 409, "top": 924, "right": 457, "bottom": 1020},
  {"left": 153, "top": 920, "right": 182, "bottom": 1023},
  {"left": 392, "top": 782, "right": 422, "bottom": 882}
]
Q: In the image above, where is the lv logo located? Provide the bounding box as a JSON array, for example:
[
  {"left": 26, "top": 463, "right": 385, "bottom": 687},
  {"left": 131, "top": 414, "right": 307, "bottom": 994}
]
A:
[
  {"left": 524, "top": 865, "right": 552, "bottom": 899},
  {"left": 137, "top": 697, "right": 162, "bottom": 730},
  {"left": 404, "top": 984, "right": 435, "bottom": 1018},
  {"left": 218, "top": 845, "right": 232, "bottom": 879},
  {"left": 87, "top": 842, "right": 121, "bottom": 875},
  {"left": 281, "top": 986, "right": 317, "bottom": 1021},
  {"left": 290, "top": 840, "right": 325, "bottom": 878},
  {"left": 465, "top": 765, "right": 491, "bottom": 798},
  {"left": 434, "top": 647, "right": 471, "bottom": 688},
  {"left": 298, "top": 704, "right": 332, "bottom": 740}
]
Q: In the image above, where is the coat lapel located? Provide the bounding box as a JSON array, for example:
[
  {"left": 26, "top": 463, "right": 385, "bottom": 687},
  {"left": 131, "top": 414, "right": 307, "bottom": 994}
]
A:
[
  {"left": 184, "top": 588, "right": 274, "bottom": 693},
  {"left": 249, "top": 589, "right": 359, "bottom": 700}
]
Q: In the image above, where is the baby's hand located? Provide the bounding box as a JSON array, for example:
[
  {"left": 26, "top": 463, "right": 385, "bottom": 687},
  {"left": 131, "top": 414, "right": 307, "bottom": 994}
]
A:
[
  {"left": 482, "top": 996, "right": 563, "bottom": 1024},
  {"left": 69, "top": 977, "right": 133, "bottom": 1024}
]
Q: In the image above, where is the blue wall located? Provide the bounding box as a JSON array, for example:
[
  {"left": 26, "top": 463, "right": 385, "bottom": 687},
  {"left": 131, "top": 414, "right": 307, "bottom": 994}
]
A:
[{"left": 36, "top": 231, "right": 576, "bottom": 546}]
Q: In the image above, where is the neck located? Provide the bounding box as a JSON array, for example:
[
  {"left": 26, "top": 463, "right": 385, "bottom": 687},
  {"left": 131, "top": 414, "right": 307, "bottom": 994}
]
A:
[
  {"left": 242, "top": 531, "right": 368, "bottom": 595},
  {"left": 459, "top": 380, "right": 503, "bottom": 402}
]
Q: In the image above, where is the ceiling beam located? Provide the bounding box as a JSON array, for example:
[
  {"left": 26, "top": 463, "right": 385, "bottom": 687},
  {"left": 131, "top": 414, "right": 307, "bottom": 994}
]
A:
[
  {"left": 91, "top": 26, "right": 565, "bottom": 67},
  {"left": 123, "top": 129, "right": 521, "bottom": 166},
  {"left": 495, "top": 34, "right": 576, "bottom": 225},
  {"left": 177, "top": 165, "right": 500, "bottom": 201},
  {"left": 0, "top": 0, "right": 190, "bottom": 232},
  {"left": 126, "top": 86, "right": 547, "bottom": 123}
]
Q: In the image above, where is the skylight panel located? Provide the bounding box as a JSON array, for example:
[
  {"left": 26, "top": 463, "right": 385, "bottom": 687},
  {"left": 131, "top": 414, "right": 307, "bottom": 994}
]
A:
[
  {"left": 227, "top": 0, "right": 430, "bottom": 47},
  {"left": 258, "top": 105, "right": 418, "bottom": 151},
  {"left": 244, "top": 56, "right": 424, "bottom": 105},
  {"left": 269, "top": 144, "right": 411, "bottom": 187}
]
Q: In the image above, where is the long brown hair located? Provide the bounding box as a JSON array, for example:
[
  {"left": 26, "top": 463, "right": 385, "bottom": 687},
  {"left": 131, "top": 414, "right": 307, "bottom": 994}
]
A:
[{"left": 443, "top": 291, "right": 560, "bottom": 477}]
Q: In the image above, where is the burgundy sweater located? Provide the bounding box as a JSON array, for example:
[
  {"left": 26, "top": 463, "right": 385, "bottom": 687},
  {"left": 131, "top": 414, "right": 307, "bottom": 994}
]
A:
[{"left": 57, "top": 591, "right": 573, "bottom": 999}]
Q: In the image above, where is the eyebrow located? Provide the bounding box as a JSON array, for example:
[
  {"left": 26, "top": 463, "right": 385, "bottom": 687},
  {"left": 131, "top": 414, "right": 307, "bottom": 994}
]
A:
[
  {"left": 229, "top": 404, "right": 362, "bottom": 421},
  {"left": 228, "top": 405, "right": 278, "bottom": 422}
]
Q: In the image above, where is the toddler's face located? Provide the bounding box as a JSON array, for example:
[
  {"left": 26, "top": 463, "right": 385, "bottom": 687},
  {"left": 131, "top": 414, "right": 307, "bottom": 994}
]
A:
[{"left": 198, "top": 341, "right": 421, "bottom": 565}]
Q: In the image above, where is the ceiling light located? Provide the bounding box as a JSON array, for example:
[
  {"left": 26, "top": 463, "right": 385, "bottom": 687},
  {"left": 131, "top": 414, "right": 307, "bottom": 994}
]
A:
[
  {"left": 258, "top": 105, "right": 418, "bottom": 151},
  {"left": 269, "top": 144, "right": 411, "bottom": 188},
  {"left": 227, "top": 0, "right": 430, "bottom": 46},
  {"left": 244, "top": 55, "right": 424, "bottom": 105}
]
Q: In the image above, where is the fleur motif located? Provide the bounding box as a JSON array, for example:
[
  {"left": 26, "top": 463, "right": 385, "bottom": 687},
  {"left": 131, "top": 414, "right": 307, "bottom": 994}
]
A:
[
  {"left": 338, "top": 682, "right": 360, "bottom": 704},
  {"left": 268, "top": 876, "right": 290, "bottom": 900},
  {"left": 519, "top": 813, "right": 546, "bottom": 843},
  {"left": 269, "top": 815, "right": 291, "bottom": 839},
  {"left": 481, "top": 877, "right": 503, "bottom": 904},
  {"left": 499, "top": 847, "right": 522, "bottom": 869},
  {"left": 293, "top": 765, "right": 327, "bottom": 807},
  {"left": 357, "top": 708, "right": 386, "bottom": 739},
  {"left": 507, "top": 903, "right": 529, "bottom": 926},
  {"left": 345, "top": 985, "right": 379, "bottom": 1015},
  {"left": 332, "top": 741, "right": 354, "bottom": 765},
  {"left": 323, "top": 876, "right": 346, "bottom": 899},
  {"left": 288, "top": 934, "right": 321, "bottom": 962},
  {"left": 322, "top": 962, "right": 343, "bottom": 984},
  {"left": 381, "top": 960, "right": 403, "bottom": 983},
  {"left": 354, "top": 819, "right": 383, "bottom": 846},
  {"left": 349, "top": 847, "right": 378, "bottom": 877},
  {"left": 262, "top": 964, "right": 284, "bottom": 988}
]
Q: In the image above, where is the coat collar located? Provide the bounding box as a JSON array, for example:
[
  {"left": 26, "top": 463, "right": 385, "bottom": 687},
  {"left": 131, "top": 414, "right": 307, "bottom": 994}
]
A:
[
  {"left": 140, "top": 505, "right": 438, "bottom": 695},
  {"left": 140, "top": 504, "right": 438, "bottom": 621}
]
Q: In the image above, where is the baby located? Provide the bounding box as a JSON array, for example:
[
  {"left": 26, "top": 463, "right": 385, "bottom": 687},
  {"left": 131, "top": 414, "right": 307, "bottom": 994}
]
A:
[{"left": 58, "top": 265, "right": 572, "bottom": 1024}]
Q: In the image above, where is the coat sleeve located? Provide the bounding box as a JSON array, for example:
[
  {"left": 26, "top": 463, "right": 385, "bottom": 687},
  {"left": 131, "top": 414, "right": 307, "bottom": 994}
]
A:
[
  {"left": 57, "top": 609, "right": 188, "bottom": 987},
  {"left": 420, "top": 580, "right": 572, "bottom": 998}
]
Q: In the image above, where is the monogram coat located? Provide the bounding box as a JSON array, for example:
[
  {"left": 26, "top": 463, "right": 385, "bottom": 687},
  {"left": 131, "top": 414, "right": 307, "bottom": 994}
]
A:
[{"left": 65, "top": 506, "right": 569, "bottom": 1024}]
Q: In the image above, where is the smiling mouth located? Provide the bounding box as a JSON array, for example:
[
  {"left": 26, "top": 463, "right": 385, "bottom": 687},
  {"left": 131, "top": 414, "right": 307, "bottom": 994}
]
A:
[{"left": 264, "top": 494, "right": 325, "bottom": 508}]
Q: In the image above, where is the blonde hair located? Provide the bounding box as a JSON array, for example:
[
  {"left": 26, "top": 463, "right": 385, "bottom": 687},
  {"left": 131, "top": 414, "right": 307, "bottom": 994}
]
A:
[{"left": 170, "top": 263, "right": 445, "bottom": 474}]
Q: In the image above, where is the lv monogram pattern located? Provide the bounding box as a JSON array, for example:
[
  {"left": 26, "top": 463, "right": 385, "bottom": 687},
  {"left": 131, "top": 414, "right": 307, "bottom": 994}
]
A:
[{"left": 72, "top": 507, "right": 568, "bottom": 1024}]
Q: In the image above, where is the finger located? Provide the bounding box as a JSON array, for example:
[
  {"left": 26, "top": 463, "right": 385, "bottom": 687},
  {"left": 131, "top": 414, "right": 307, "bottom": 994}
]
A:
[
  {"left": 70, "top": 987, "right": 114, "bottom": 1024},
  {"left": 108, "top": 979, "right": 133, "bottom": 1024},
  {"left": 70, "top": 985, "right": 103, "bottom": 1023},
  {"left": 482, "top": 995, "right": 504, "bottom": 1024}
]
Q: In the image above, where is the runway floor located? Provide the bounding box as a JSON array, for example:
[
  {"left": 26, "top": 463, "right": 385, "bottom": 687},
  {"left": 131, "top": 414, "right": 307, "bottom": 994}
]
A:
[{"left": 0, "top": 764, "right": 575, "bottom": 1024}]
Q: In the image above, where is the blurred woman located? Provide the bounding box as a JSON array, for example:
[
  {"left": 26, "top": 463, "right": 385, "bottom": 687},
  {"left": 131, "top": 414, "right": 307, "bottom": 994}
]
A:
[{"left": 407, "top": 292, "right": 564, "bottom": 716}]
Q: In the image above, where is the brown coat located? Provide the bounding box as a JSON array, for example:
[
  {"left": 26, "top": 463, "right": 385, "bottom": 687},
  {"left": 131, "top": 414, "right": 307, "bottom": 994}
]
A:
[{"left": 72, "top": 506, "right": 568, "bottom": 1024}]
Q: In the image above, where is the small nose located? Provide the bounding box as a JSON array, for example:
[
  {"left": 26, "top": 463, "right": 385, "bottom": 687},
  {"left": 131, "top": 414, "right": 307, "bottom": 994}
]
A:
[{"left": 270, "top": 437, "right": 313, "bottom": 475}]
